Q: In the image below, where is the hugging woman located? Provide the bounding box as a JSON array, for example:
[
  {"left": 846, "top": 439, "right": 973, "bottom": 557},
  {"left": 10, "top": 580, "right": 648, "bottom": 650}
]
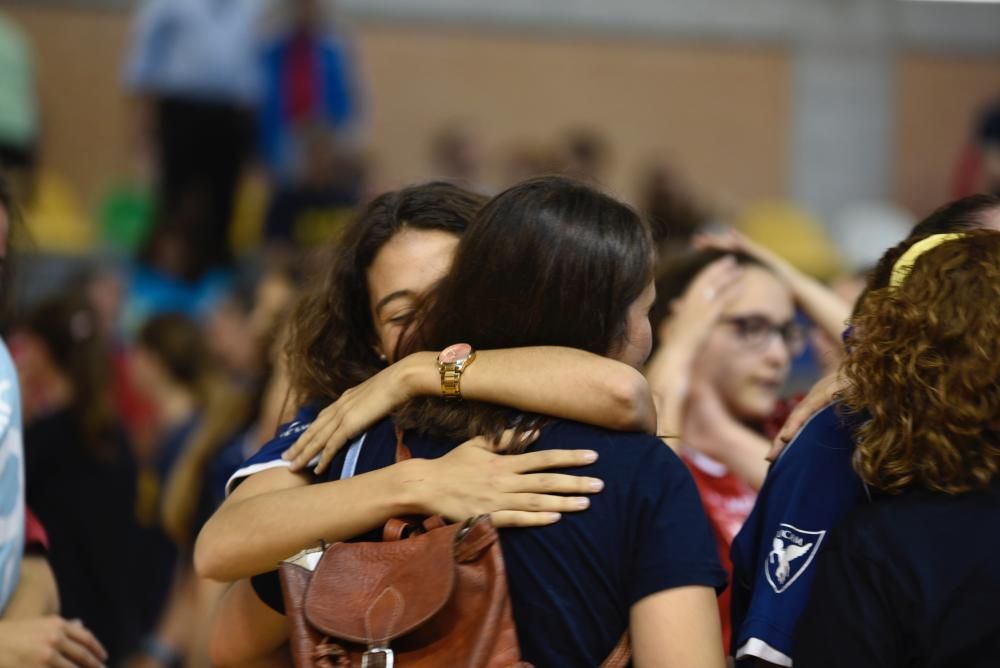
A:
[{"left": 197, "top": 177, "right": 726, "bottom": 667}]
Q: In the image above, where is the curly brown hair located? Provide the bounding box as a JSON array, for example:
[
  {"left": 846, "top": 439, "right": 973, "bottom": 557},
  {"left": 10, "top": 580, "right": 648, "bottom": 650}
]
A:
[
  {"left": 286, "top": 182, "right": 486, "bottom": 405},
  {"left": 842, "top": 229, "right": 1000, "bottom": 494}
]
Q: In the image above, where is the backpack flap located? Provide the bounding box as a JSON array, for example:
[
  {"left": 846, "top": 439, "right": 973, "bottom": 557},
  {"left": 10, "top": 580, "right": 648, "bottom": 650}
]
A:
[{"left": 304, "top": 523, "right": 459, "bottom": 644}]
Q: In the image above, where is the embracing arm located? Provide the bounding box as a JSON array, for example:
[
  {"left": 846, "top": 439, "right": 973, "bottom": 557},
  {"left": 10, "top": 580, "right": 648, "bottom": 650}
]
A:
[
  {"left": 195, "top": 438, "right": 601, "bottom": 581},
  {"left": 285, "top": 347, "right": 654, "bottom": 472},
  {"left": 209, "top": 580, "right": 290, "bottom": 668},
  {"left": 630, "top": 586, "right": 726, "bottom": 668},
  {"left": 433, "top": 348, "right": 656, "bottom": 433},
  {"left": 195, "top": 465, "right": 413, "bottom": 582}
]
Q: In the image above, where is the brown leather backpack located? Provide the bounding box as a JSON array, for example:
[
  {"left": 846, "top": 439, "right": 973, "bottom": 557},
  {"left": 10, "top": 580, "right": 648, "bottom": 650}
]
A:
[{"left": 279, "top": 436, "right": 630, "bottom": 668}]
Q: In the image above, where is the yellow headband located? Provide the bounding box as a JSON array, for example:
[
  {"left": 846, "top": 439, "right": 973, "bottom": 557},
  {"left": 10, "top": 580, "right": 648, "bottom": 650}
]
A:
[{"left": 889, "top": 233, "right": 967, "bottom": 290}]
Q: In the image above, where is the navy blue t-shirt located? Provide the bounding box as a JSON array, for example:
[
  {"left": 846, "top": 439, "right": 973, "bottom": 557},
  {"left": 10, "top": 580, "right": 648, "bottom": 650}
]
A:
[
  {"left": 232, "top": 409, "right": 727, "bottom": 667},
  {"left": 795, "top": 480, "right": 1000, "bottom": 667},
  {"left": 730, "top": 403, "right": 869, "bottom": 666}
]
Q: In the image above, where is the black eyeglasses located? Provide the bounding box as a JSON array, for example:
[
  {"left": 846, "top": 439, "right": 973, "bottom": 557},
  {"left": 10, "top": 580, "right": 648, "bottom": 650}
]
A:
[{"left": 720, "top": 315, "right": 807, "bottom": 356}]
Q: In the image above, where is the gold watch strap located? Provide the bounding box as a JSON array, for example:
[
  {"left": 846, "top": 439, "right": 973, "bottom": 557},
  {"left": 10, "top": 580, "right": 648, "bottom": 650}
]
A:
[{"left": 440, "top": 350, "right": 477, "bottom": 399}]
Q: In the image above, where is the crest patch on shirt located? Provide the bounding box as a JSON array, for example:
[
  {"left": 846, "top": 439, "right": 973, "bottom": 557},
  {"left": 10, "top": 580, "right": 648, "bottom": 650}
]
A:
[
  {"left": 765, "top": 524, "right": 826, "bottom": 594},
  {"left": 279, "top": 420, "right": 312, "bottom": 439}
]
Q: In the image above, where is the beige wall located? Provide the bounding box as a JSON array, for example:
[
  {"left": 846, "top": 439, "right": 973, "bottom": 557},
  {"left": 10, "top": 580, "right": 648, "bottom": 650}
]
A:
[
  {"left": 895, "top": 53, "right": 1000, "bottom": 217},
  {"left": 5, "top": 4, "right": 1000, "bottom": 221}
]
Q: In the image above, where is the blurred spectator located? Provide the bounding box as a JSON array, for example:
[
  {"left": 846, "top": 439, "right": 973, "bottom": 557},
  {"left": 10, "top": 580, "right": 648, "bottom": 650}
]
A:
[
  {"left": 258, "top": 0, "right": 365, "bottom": 185},
  {"left": 122, "top": 219, "right": 232, "bottom": 338},
  {"left": 0, "top": 13, "right": 37, "bottom": 176},
  {"left": 138, "top": 270, "right": 296, "bottom": 666},
  {"left": 16, "top": 293, "right": 142, "bottom": 663},
  {"left": 647, "top": 248, "right": 809, "bottom": 652},
  {"left": 0, "top": 175, "right": 108, "bottom": 668},
  {"left": 125, "top": 0, "right": 265, "bottom": 270},
  {"left": 639, "top": 158, "right": 711, "bottom": 253},
  {"left": 128, "top": 313, "right": 208, "bottom": 654},
  {"left": 429, "top": 122, "right": 485, "bottom": 189},
  {"left": 501, "top": 143, "right": 562, "bottom": 188},
  {"left": 952, "top": 97, "right": 1000, "bottom": 199},
  {"left": 979, "top": 100, "right": 1000, "bottom": 196},
  {"left": 262, "top": 126, "right": 361, "bottom": 255},
  {"left": 0, "top": 176, "right": 27, "bottom": 619},
  {"left": 559, "top": 127, "right": 610, "bottom": 185}
]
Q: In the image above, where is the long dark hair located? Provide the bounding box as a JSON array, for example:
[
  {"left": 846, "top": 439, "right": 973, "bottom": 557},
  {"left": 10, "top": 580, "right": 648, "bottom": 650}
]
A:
[
  {"left": 286, "top": 182, "right": 487, "bottom": 405},
  {"left": 24, "top": 293, "right": 116, "bottom": 458},
  {"left": 396, "top": 176, "right": 654, "bottom": 447}
]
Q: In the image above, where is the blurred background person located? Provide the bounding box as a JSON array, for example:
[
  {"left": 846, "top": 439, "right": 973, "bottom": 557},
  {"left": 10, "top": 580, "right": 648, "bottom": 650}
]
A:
[
  {"left": 14, "top": 291, "right": 140, "bottom": 662},
  {"left": 125, "top": 0, "right": 264, "bottom": 272},
  {"left": 257, "top": 0, "right": 365, "bottom": 186},
  {"left": 646, "top": 233, "right": 850, "bottom": 653},
  {"left": 639, "top": 157, "right": 712, "bottom": 255},
  {"left": 952, "top": 98, "right": 1000, "bottom": 199},
  {"left": 428, "top": 121, "right": 487, "bottom": 192},
  {"left": 0, "top": 12, "right": 37, "bottom": 179},
  {"left": 0, "top": 162, "right": 108, "bottom": 668}
]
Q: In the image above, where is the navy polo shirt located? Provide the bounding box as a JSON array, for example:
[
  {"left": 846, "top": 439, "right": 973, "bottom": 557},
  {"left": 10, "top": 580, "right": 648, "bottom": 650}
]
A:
[
  {"left": 730, "top": 402, "right": 869, "bottom": 666},
  {"left": 231, "top": 408, "right": 727, "bottom": 667},
  {"left": 795, "top": 480, "right": 1000, "bottom": 667}
]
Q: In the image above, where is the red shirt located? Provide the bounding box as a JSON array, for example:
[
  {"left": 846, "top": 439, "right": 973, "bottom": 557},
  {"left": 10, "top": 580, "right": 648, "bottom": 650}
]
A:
[
  {"left": 683, "top": 450, "right": 757, "bottom": 655},
  {"left": 25, "top": 508, "right": 49, "bottom": 554}
]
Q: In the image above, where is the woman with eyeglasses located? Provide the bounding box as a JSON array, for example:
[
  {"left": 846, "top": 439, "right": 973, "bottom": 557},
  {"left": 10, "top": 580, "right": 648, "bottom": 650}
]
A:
[{"left": 646, "top": 242, "right": 845, "bottom": 654}]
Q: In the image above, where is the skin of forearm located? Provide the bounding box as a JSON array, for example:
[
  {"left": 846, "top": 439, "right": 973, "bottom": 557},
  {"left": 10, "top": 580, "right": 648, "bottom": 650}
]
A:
[
  {"left": 402, "top": 348, "right": 657, "bottom": 433},
  {"left": 209, "top": 580, "right": 290, "bottom": 668},
  {"left": 2, "top": 556, "right": 59, "bottom": 619},
  {"left": 195, "top": 463, "right": 426, "bottom": 582}
]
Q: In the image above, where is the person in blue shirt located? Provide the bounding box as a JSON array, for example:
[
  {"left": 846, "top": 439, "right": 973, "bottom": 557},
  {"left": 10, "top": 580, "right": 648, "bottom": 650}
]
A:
[
  {"left": 731, "top": 193, "right": 1000, "bottom": 667},
  {"left": 125, "top": 0, "right": 264, "bottom": 269},
  {"left": 0, "top": 170, "right": 107, "bottom": 666},
  {"left": 795, "top": 228, "right": 1000, "bottom": 667},
  {"left": 195, "top": 181, "right": 663, "bottom": 666},
  {"left": 257, "top": 0, "right": 364, "bottom": 185}
]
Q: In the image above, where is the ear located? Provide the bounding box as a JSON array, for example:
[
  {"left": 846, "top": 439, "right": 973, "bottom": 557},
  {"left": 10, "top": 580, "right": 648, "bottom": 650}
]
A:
[{"left": 372, "top": 344, "right": 387, "bottom": 362}]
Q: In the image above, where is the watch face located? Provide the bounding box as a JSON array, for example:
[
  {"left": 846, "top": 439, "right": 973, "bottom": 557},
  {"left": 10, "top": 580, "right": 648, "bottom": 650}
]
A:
[{"left": 439, "top": 343, "right": 473, "bottom": 364}]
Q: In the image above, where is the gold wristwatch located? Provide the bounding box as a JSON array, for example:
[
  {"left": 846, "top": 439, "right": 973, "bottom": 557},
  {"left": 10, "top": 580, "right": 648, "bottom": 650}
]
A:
[{"left": 437, "top": 343, "right": 477, "bottom": 399}]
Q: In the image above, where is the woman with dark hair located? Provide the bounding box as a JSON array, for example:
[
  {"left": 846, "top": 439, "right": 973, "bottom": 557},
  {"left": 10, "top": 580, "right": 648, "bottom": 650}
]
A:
[
  {"left": 793, "top": 230, "right": 1000, "bottom": 667},
  {"left": 196, "top": 181, "right": 662, "bottom": 665},
  {"left": 17, "top": 293, "right": 141, "bottom": 663},
  {"left": 341, "top": 176, "right": 727, "bottom": 665}
]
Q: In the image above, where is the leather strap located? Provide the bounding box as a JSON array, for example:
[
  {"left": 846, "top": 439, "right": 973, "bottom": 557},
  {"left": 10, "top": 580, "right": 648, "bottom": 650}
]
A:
[
  {"left": 600, "top": 633, "right": 631, "bottom": 668},
  {"left": 382, "top": 518, "right": 411, "bottom": 542}
]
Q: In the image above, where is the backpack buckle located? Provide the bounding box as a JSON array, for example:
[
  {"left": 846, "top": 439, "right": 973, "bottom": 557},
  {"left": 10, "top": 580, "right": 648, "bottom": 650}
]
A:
[{"left": 362, "top": 646, "right": 394, "bottom": 668}]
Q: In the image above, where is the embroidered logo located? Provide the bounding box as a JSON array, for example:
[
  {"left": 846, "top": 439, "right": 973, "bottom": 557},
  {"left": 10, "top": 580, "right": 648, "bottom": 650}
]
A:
[
  {"left": 765, "top": 524, "right": 826, "bottom": 594},
  {"left": 279, "top": 420, "right": 313, "bottom": 439}
]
